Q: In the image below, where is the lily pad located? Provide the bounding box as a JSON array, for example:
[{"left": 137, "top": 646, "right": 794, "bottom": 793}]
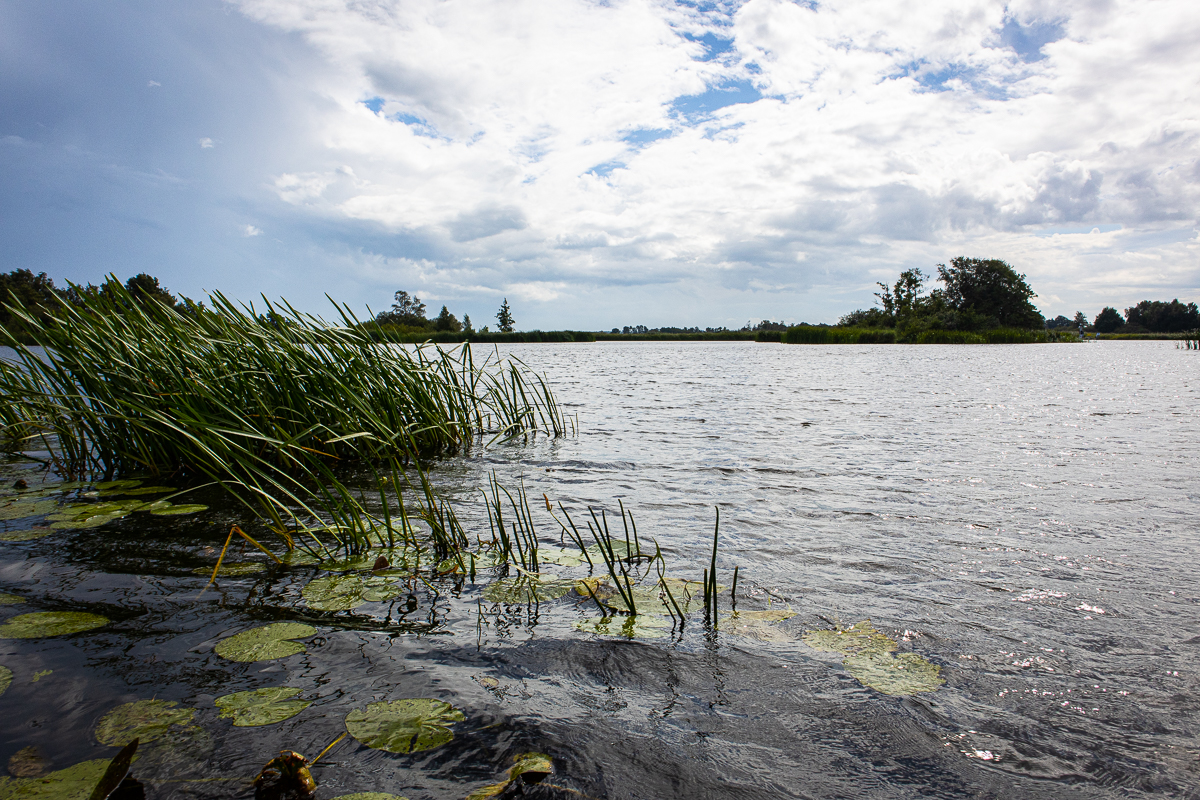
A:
[
  {"left": 302, "top": 574, "right": 402, "bottom": 611},
  {"left": 214, "top": 623, "right": 317, "bottom": 662},
  {"left": 0, "top": 758, "right": 109, "bottom": 800},
  {"left": 483, "top": 576, "right": 575, "bottom": 604},
  {"left": 0, "top": 530, "right": 55, "bottom": 543},
  {"left": 0, "top": 665, "right": 11, "bottom": 697},
  {"left": 191, "top": 562, "right": 265, "bottom": 577},
  {"left": 215, "top": 687, "right": 310, "bottom": 727},
  {"left": 0, "top": 612, "right": 109, "bottom": 639},
  {"left": 537, "top": 546, "right": 583, "bottom": 567},
  {"left": 726, "top": 609, "right": 797, "bottom": 642},
  {"left": 97, "top": 486, "right": 175, "bottom": 497},
  {"left": 467, "top": 752, "right": 553, "bottom": 800},
  {"left": 575, "top": 615, "right": 670, "bottom": 639},
  {"left": 0, "top": 499, "right": 57, "bottom": 521},
  {"left": 345, "top": 699, "right": 465, "bottom": 754},
  {"left": 803, "top": 620, "right": 943, "bottom": 695},
  {"left": 95, "top": 699, "right": 196, "bottom": 747},
  {"left": 149, "top": 503, "right": 208, "bottom": 516},
  {"left": 93, "top": 480, "right": 142, "bottom": 491},
  {"left": 0, "top": 592, "right": 27, "bottom": 604},
  {"left": 734, "top": 609, "right": 796, "bottom": 622}
]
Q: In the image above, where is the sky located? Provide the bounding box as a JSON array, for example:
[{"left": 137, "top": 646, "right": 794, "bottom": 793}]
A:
[{"left": 1, "top": 0, "right": 1198, "bottom": 330}]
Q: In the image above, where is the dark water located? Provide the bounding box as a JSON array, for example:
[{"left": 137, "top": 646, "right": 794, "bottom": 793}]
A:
[{"left": 2, "top": 341, "right": 1199, "bottom": 799}]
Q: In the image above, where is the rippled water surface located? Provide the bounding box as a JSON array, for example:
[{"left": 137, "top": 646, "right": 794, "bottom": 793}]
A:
[{"left": 2, "top": 341, "right": 1199, "bottom": 799}]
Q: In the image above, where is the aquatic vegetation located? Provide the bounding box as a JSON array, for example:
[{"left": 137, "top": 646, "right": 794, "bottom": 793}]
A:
[
  {"left": 0, "top": 665, "right": 10, "bottom": 697},
  {"left": 303, "top": 574, "right": 403, "bottom": 611},
  {"left": 0, "top": 592, "right": 24, "bottom": 604},
  {"left": 803, "top": 621, "right": 943, "bottom": 696},
  {"left": 216, "top": 688, "right": 311, "bottom": 727},
  {"left": 467, "top": 752, "right": 553, "bottom": 800},
  {"left": 0, "top": 758, "right": 111, "bottom": 800},
  {"left": 575, "top": 615, "right": 670, "bottom": 639},
  {"left": 88, "top": 739, "right": 139, "bottom": 800},
  {"left": 94, "top": 700, "right": 195, "bottom": 747},
  {"left": 482, "top": 575, "right": 575, "bottom": 604},
  {"left": 191, "top": 561, "right": 265, "bottom": 577},
  {"left": 255, "top": 750, "right": 318, "bottom": 798},
  {"left": 6, "top": 747, "right": 46, "bottom": 778},
  {"left": 344, "top": 699, "right": 465, "bottom": 754},
  {"left": 727, "top": 609, "right": 796, "bottom": 642},
  {"left": 330, "top": 794, "right": 409, "bottom": 800},
  {"left": 214, "top": 623, "right": 317, "bottom": 662},
  {"left": 0, "top": 611, "right": 108, "bottom": 639}
]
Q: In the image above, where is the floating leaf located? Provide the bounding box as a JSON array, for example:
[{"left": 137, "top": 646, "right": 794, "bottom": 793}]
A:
[
  {"left": 191, "top": 562, "right": 265, "bottom": 577},
  {"left": 303, "top": 575, "right": 401, "bottom": 611},
  {"left": 0, "top": 665, "right": 11, "bottom": 697},
  {"left": 734, "top": 609, "right": 796, "bottom": 622},
  {"left": 149, "top": 504, "right": 207, "bottom": 516},
  {"left": 329, "top": 794, "right": 409, "bottom": 800},
  {"left": 93, "top": 480, "right": 142, "bottom": 491},
  {"left": 0, "top": 758, "right": 109, "bottom": 800},
  {"left": 281, "top": 550, "right": 322, "bottom": 566},
  {"left": 0, "top": 592, "right": 27, "bottom": 604},
  {"left": 575, "top": 615, "right": 670, "bottom": 639},
  {"left": 726, "top": 609, "right": 797, "bottom": 642},
  {"left": 0, "top": 529, "right": 55, "bottom": 542},
  {"left": 95, "top": 699, "right": 195, "bottom": 747},
  {"left": 803, "top": 620, "right": 942, "bottom": 695},
  {"left": 7, "top": 746, "right": 47, "bottom": 778},
  {"left": 467, "top": 752, "right": 553, "bottom": 800},
  {"left": 0, "top": 500, "right": 57, "bottom": 521},
  {"left": 345, "top": 699, "right": 465, "bottom": 754},
  {"left": 215, "top": 687, "right": 310, "bottom": 727},
  {"left": 214, "top": 623, "right": 317, "bottom": 662},
  {"left": 483, "top": 577, "right": 574, "bottom": 604},
  {"left": 537, "top": 547, "right": 582, "bottom": 567},
  {"left": 0, "top": 612, "right": 109, "bottom": 639},
  {"left": 97, "top": 486, "right": 175, "bottom": 497}
]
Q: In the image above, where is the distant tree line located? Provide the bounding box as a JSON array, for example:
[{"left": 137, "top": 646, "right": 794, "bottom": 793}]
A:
[
  {"left": 373, "top": 291, "right": 516, "bottom": 334},
  {"left": 1, "top": 269, "right": 202, "bottom": 339},
  {"left": 1086, "top": 300, "right": 1199, "bottom": 334}
]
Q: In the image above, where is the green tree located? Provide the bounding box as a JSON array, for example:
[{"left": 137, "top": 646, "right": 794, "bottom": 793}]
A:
[
  {"left": 376, "top": 290, "right": 430, "bottom": 328},
  {"left": 0, "top": 269, "right": 61, "bottom": 331},
  {"left": 1093, "top": 307, "right": 1123, "bottom": 333},
  {"left": 1073, "top": 311, "right": 1088, "bottom": 330},
  {"left": 935, "top": 257, "right": 1043, "bottom": 328},
  {"left": 1124, "top": 299, "right": 1200, "bottom": 332},
  {"left": 496, "top": 298, "right": 514, "bottom": 332},
  {"left": 124, "top": 273, "right": 178, "bottom": 308},
  {"left": 433, "top": 305, "right": 462, "bottom": 332},
  {"left": 462, "top": 314, "right": 473, "bottom": 333}
]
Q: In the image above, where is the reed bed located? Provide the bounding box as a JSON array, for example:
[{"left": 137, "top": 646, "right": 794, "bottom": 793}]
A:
[{"left": 0, "top": 281, "right": 565, "bottom": 552}]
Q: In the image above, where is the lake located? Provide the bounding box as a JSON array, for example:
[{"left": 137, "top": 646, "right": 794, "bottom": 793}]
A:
[{"left": 2, "top": 340, "right": 1198, "bottom": 799}]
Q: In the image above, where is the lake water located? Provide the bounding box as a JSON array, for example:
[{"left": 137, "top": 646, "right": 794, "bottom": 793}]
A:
[{"left": 2, "top": 340, "right": 1199, "bottom": 799}]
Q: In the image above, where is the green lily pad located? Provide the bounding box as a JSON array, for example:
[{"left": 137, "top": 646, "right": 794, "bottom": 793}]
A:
[
  {"left": 281, "top": 549, "right": 322, "bottom": 566},
  {"left": 0, "top": 665, "right": 11, "bottom": 697},
  {"left": 97, "top": 486, "right": 175, "bottom": 497},
  {"left": 215, "top": 687, "right": 311, "bottom": 727},
  {"left": 303, "top": 574, "right": 402, "bottom": 611},
  {"left": 0, "top": 530, "right": 55, "bottom": 542},
  {"left": 537, "top": 546, "right": 583, "bottom": 567},
  {"left": 575, "top": 615, "right": 670, "bottom": 639},
  {"left": 0, "top": 758, "right": 109, "bottom": 800},
  {"left": 149, "top": 504, "right": 208, "bottom": 516},
  {"left": 214, "top": 622, "right": 317, "bottom": 662},
  {"left": 803, "top": 620, "right": 943, "bottom": 696},
  {"left": 95, "top": 699, "right": 195, "bottom": 747},
  {"left": 93, "top": 480, "right": 142, "bottom": 490},
  {"left": 467, "top": 752, "right": 553, "bottom": 800},
  {"left": 585, "top": 540, "right": 644, "bottom": 560},
  {"left": 0, "top": 612, "right": 109, "bottom": 639},
  {"left": 0, "top": 500, "right": 57, "bottom": 521},
  {"left": 726, "top": 608, "right": 797, "bottom": 641},
  {"left": 329, "top": 795, "right": 410, "bottom": 800},
  {"left": 734, "top": 609, "right": 796, "bottom": 622},
  {"left": 345, "top": 699, "right": 465, "bottom": 754},
  {"left": 0, "top": 592, "right": 27, "bottom": 604},
  {"left": 483, "top": 576, "right": 575, "bottom": 604},
  {"left": 191, "top": 562, "right": 265, "bottom": 577}
]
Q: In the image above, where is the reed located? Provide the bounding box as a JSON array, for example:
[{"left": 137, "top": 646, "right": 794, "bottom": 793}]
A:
[{"left": 0, "top": 280, "right": 565, "bottom": 554}]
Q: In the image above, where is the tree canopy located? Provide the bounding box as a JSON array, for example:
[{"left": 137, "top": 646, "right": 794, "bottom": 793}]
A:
[
  {"left": 935, "top": 257, "right": 1043, "bottom": 329},
  {"left": 496, "top": 298, "right": 514, "bottom": 332}
]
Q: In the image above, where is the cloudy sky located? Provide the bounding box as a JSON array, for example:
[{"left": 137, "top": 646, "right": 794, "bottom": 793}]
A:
[{"left": 2, "top": 0, "right": 1197, "bottom": 329}]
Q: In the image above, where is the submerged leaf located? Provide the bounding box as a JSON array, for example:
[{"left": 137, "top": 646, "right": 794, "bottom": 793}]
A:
[
  {"left": 191, "top": 562, "right": 265, "bottom": 577},
  {"left": 215, "top": 687, "right": 310, "bottom": 727},
  {"left": 7, "top": 746, "right": 47, "bottom": 778},
  {"left": 329, "top": 794, "right": 409, "bottom": 800},
  {"left": 0, "top": 665, "right": 11, "bottom": 697},
  {"left": 0, "top": 758, "right": 109, "bottom": 800},
  {"left": 733, "top": 609, "right": 796, "bottom": 622},
  {"left": 0, "top": 530, "right": 56, "bottom": 542},
  {"left": 303, "top": 574, "right": 401, "bottom": 611},
  {"left": 149, "top": 504, "right": 207, "bottom": 516},
  {"left": 95, "top": 699, "right": 195, "bottom": 747},
  {"left": 803, "top": 620, "right": 942, "bottom": 696},
  {"left": 537, "top": 547, "right": 582, "bottom": 567},
  {"left": 214, "top": 622, "right": 317, "bottom": 662},
  {"left": 575, "top": 615, "right": 670, "bottom": 639},
  {"left": 483, "top": 577, "right": 574, "bottom": 604},
  {"left": 0, "top": 592, "right": 27, "bottom": 604},
  {"left": 0, "top": 612, "right": 109, "bottom": 639},
  {"left": 345, "top": 699, "right": 465, "bottom": 754},
  {"left": 0, "top": 500, "right": 57, "bottom": 521}
]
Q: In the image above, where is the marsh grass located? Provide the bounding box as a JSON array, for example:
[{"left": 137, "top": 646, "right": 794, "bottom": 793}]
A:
[{"left": 0, "top": 280, "right": 564, "bottom": 555}]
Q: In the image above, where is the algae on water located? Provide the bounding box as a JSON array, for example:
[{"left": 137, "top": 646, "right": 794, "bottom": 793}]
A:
[{"left": 802, "top": 620, "right": 943, "bottom": 696}]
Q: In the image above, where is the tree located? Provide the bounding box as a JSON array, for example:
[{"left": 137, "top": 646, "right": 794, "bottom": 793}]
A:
[
  {"left": 496, "top": 298, "right": 514, "bottom": 332},
  {"left": 462, "top": 314, "right": 473, "bottom": 333},
  {"left": 376, "top": 290, "right": 430, "bottom": 328},
  {"left": 0, "top": 269, "right": 61, "bottom": 330},
  {"left": 1073, "top": 311, "right": 1088, "bottom": 330},
  {"left": 1046, "top": 315, "right": 1073, "bottom": 330},
  {"left": 1124, "top": 299, "right": 1200, "bottom": 333},
  {"left": 936, "top": 257, "right": 1043, "bottom": 328},
  {"left": 1093, "top": 307, "right": 1123, "bottom": 333},
  {"left": 433, "top": 305, "right": 462, "bottom": 332},
  {"left": 124, "top": 273, "right": 178, "bottom": 308},
  {"left": 839, "top": 307, "right": 893, "bottom": 328},
  {"left": 875, "top": 268, "right": 926, "bottom": 320}
]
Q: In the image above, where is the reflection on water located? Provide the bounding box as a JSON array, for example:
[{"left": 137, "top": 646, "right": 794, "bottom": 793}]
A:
[{"left": 2, "top": 341, "right": 1199, "bottom": 798}]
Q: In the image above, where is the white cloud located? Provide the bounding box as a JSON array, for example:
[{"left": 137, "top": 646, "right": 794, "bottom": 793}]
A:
[
  {"left": 243, "top": 225, "right": 262, "bottom": 236},
  {"left": 147, "top": 80, "right": 161, "bottom": 87},
  {"left": 228, "top": 0, "right": 1199, "bottom": 322},
  {"left": 198, "top": 137, "right": 214, "bottom": 148}
]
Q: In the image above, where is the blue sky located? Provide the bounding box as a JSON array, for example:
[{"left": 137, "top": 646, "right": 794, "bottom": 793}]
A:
[{"left": 1, "top": 0, "right": 1197, "bottom": 329}]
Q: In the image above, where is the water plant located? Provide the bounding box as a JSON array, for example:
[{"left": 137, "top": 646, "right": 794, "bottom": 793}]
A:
[
  {"left": 216, "top": 688, "right": 311, "bottom": 727},
  {"left": 803, "top": 620, "right": 944, "bottom": 695},
  {"left": 344, "top": 699, "right": 465, "bottom": 754},
  {"left": 214, "top": 623, "right": 317, "bottom": 662}
]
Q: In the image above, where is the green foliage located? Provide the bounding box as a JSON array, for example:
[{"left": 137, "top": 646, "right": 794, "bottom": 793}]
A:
[
  {"left": 936, "top": 257, "right": 1043, "bottom": 329},
  {"left": 344, "top": 699, "right": 465, "bottom": 754},
  {"left": 215, "top": 687, "right": 310, "bottom": 727},
  {"left": 0, "top": 758, "right": 110, "bottom": 799},
  {"left": 838, "top": 307, "right": 894, "bottom": 328},
  {"left": 214, "top": 623, "right": 316, "bottom": 662},
  {"left": 0, "top": 612, "right": 109, "bottom": 639},
  {"left": 496, "top": 298, "right": 515, "bottom": 332},
  {"left": 375, "top": 290, "right": 429, "bottom": 328},
  {"left": 433, "top": 305, "right": 462, "bottom": 332},
  {"left": 783, "top": 326, "right": 895, "bottom": 344},
  {"left": 1123, "top": 299, "right": 1200, "bottom": 332},
  {"left": 94, "top": 699, "right": 195, "bottom": 747},
  {"left": 1093, "top": 306, "right": 1123, "bottom": 332}
]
